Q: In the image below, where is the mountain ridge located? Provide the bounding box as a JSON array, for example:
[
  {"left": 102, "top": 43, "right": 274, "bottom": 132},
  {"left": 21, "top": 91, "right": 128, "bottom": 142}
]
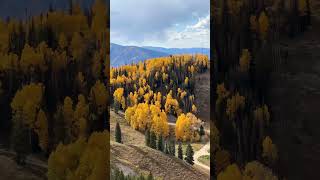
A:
[{"left": 111, "top": 43, "right": 210, "bottom": 67}]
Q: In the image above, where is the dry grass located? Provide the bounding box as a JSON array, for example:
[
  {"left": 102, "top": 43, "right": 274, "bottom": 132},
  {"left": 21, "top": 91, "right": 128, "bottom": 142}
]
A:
[
  {"left": 111, "top": 142, "right": 209, "bottom": 180},
  {"left": 198, "top": 155, "right": 210, "bottom": 167},
  {"left": 110, "top": 111, "right": 145, "bottom": 146},
  {"left": 110, "top": 111, "right": 210, "bottom": 179}
]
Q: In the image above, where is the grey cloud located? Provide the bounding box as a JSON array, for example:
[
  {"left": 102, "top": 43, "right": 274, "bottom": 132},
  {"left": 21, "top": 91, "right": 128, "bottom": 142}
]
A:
[{"left": 111, "top": 0, "right": 209, "bottom": 44}]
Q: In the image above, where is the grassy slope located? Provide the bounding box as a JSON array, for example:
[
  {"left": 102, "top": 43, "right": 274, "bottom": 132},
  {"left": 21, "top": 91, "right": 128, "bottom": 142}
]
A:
[
  {"left": 111, "top": 142, "right": 209, "bottom": 180},
  {"left": 110, "top": 111, "right": 209, "bottom": 180},
  {"left": 198, "top": 155, "right": 210, "bottom": 167}
]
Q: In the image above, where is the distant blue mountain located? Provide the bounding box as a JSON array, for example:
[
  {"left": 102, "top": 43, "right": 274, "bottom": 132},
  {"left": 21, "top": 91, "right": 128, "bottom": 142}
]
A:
[
  {"left": 143, "top": 46, "right": 210, "bottom": 57},
  {"left": 110, "top": 43, "right": 169, "bottom": 67},
  {"left": 111, "top": 43, "right": 210, "bottom": 67}
]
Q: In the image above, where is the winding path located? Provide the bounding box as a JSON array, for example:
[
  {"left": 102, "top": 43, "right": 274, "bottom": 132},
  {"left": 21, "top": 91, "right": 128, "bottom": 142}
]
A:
[{"left": 193, "top": 141, "right": 210, "bottom": 171}]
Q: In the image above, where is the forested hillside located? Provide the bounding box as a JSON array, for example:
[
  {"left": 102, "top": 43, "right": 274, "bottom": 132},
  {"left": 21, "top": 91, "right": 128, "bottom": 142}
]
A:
[
  {"left": 110, "top": 54, "right": 211, "bottom": 179},
  {"left": 212, "top": 0, "right": 311, "bottom": 179},
  {"left": 0, "top": 0, "right": 110, "bottom": 179}
]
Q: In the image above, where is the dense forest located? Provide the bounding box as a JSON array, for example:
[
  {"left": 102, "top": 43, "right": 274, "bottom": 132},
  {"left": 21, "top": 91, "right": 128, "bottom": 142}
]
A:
[
  {"left": 111, "top": 54, "right": 208, "bottom": 142},
  {"left": 212, "top": 0, "right": 310, "bottom": 179},
  {"left": 0, "top": 0, "right": 109, "bottom": 179}
]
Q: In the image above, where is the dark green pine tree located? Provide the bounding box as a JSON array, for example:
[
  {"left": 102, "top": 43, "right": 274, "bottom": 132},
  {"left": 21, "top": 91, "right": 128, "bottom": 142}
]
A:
[
  {"left": 199, "top": 125, "right": 205, "bottom": 137},
  {"left": 145, "top": 129, "right": 151, "bottom": 147},
  {"left": 169, "top": 139, "right": 175, "bottom": 156},
  {"left": 178, "top": 142, "right": 183, "bottom": 160},
  {"left": 115, "top": 122, "right": 122, "bottom": 143},
  {"left": 185, "top": 143, "right": 194, "bottom": 165},
  {"left": 150, "top": 131, "right": 157, "bottom": 149},
  {"left": 165, "top": 142, "right": 169, "bottom": 154},
  {"left": 157, "top": 135, "right": 164, "bottom": 151}
]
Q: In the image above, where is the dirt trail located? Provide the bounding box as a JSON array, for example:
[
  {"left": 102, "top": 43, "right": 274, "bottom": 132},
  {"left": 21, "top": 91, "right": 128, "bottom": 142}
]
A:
[
  {"left": 193, "top": 141, "right": 210, "bottom": 171},
  {"left": 269, "top": 13, "right": 320, "bottom": 180}
]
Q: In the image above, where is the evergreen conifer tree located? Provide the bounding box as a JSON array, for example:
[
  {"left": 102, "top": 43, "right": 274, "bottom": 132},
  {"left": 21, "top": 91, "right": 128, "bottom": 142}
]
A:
[
  {"left": 157, "top": 135, "right": 163, "bottom": 151},
  {"left": 178, "top": 142, "right": 183, "bottom": 159},
  {"left": 185, "top": 143, "right": 194, "bottom": 165},
  {"left": 145, "top": 129, "right": 150, "bottom": 147},
  {"left": 199, "top": 125, "right": 205, "bottom": 136},
  {"left": 115, "top": 122, "right": 122, "bottom": 143},
  {"left": 150, "top": 131, "right": 157, "bottom": 149}
]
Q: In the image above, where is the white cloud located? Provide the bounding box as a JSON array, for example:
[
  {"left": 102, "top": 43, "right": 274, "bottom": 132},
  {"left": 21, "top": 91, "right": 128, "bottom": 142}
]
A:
[
  {"left": 111, "top": 0, "right": 210, "bottom": 48},
  {"left": 165, "top": 14, "right": 210, "bottom": 48}
]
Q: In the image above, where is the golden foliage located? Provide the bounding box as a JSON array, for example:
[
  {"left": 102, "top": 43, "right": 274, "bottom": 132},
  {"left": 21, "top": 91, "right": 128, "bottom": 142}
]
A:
[
  {"left": 20, "top": 44, "right": 46, "bottom": 72},
  {"left": 254, "top": 105, "right": 270, "bottom": 126},
  {"left": 258, "top": 11, "right": 269, "bottom": 40},
  {"left": 125, "top": 103, "right": 169, "bottom": 137},
  {"left": 71, "top": 32, "right": 85, "bottom": 61},
  {"left": 239, "top": 49, "right": 251, "bottom": 72},
  {"left": 226, "top": 93, "right": 245, "bottom": 120},
  {"left": 175, "top": 113, "right": 201, "bottom": 141},
  {"left": 217, "top": 163, "right": 242, "bottom": 180},
  {"left": 243, "top": 161, "right": 278, "bottom": 180},
  {"left": 35, "top": 109, "right": 48, "bottom": 152},
  {"left": 250, "top": 15, "right": 258, "bottom": 32},
  {"left": 11, "top": 83, "right": 44, "bottom": 127},
  {"left": 89, "top": 80, "right": 108, "bottom": 114},
  {"left": 113, "top": 88, "right": 126, "bottom": 109},
  {"left": 48, "top": 131, "right": 109, "bottom": 180},
  {"left": 262, "top": 136, "right": 278, "bottom": 163}
]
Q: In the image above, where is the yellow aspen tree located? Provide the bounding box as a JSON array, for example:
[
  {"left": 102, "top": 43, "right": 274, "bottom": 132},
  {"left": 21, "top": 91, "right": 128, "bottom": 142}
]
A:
[
  {"left": 113, "top": 87, "right": 125, "bottom": 109},
  {"left": 63, "top": 96, "right": 74, "bottom": 125},
  {"left": 262, "top": 136, "right": 278, "bottom": 164},
  {"left": 250, "top": 15, "right": 258, "bottom": 32},
  {"left": 226, "top": 93, "right": 245, "bottom": 120},
  {"left": 125, "top": 105, "right": 137, "bottom": 126},
  {"left": 20, "top": 44, "right": 46, "bottom": 73},
  {"left": 150, "top": 104, "right": 169, "bottom": 137},
  {"left": 35, "top": 109, "right": 48, "bottom": 152},
  {"left": 239, "top": 49, "right": 251, "bottom": 72},
  {"left": 243, "top": 161, "right": 278, "bottom": 180},
  {"left": 58, "top": 33, "right": 68, "bottom": 50},
  {"left": 259, "top": 11, "right": 269, "bottom": 41},
  {"left": 74, "top": 94, "right": 89, "bottom": 121},
  {"left": 48, "top": 131, "right": 109, "bottom": 180},
  {"left": 71, "top": 32, "right": 85, "bottom": 61},
  {"left": 175, "top": 113, "right": 201, "bottom": 141},
  {"left": 11, "top": 83, "right": 44, "bottom": 128},
  {"left": 89, "top": 80, "right": 108, "bottom": 115},
  {"left": 48, "top": 137, "right": 87, "bottom": 180},
  {"left": 217, "top": 163, "right": 242, "bottom": 180}
]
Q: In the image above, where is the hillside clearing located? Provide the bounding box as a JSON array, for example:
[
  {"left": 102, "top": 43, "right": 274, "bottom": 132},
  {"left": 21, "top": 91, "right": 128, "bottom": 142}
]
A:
[{"left": 110, "top": 141, "right": 209, "bottom": 180}]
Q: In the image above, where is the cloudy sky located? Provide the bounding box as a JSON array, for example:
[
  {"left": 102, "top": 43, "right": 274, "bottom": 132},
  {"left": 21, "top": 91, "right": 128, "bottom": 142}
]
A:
[{"left": 111, "top": 0, "right": 210, "bottom": 48}]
